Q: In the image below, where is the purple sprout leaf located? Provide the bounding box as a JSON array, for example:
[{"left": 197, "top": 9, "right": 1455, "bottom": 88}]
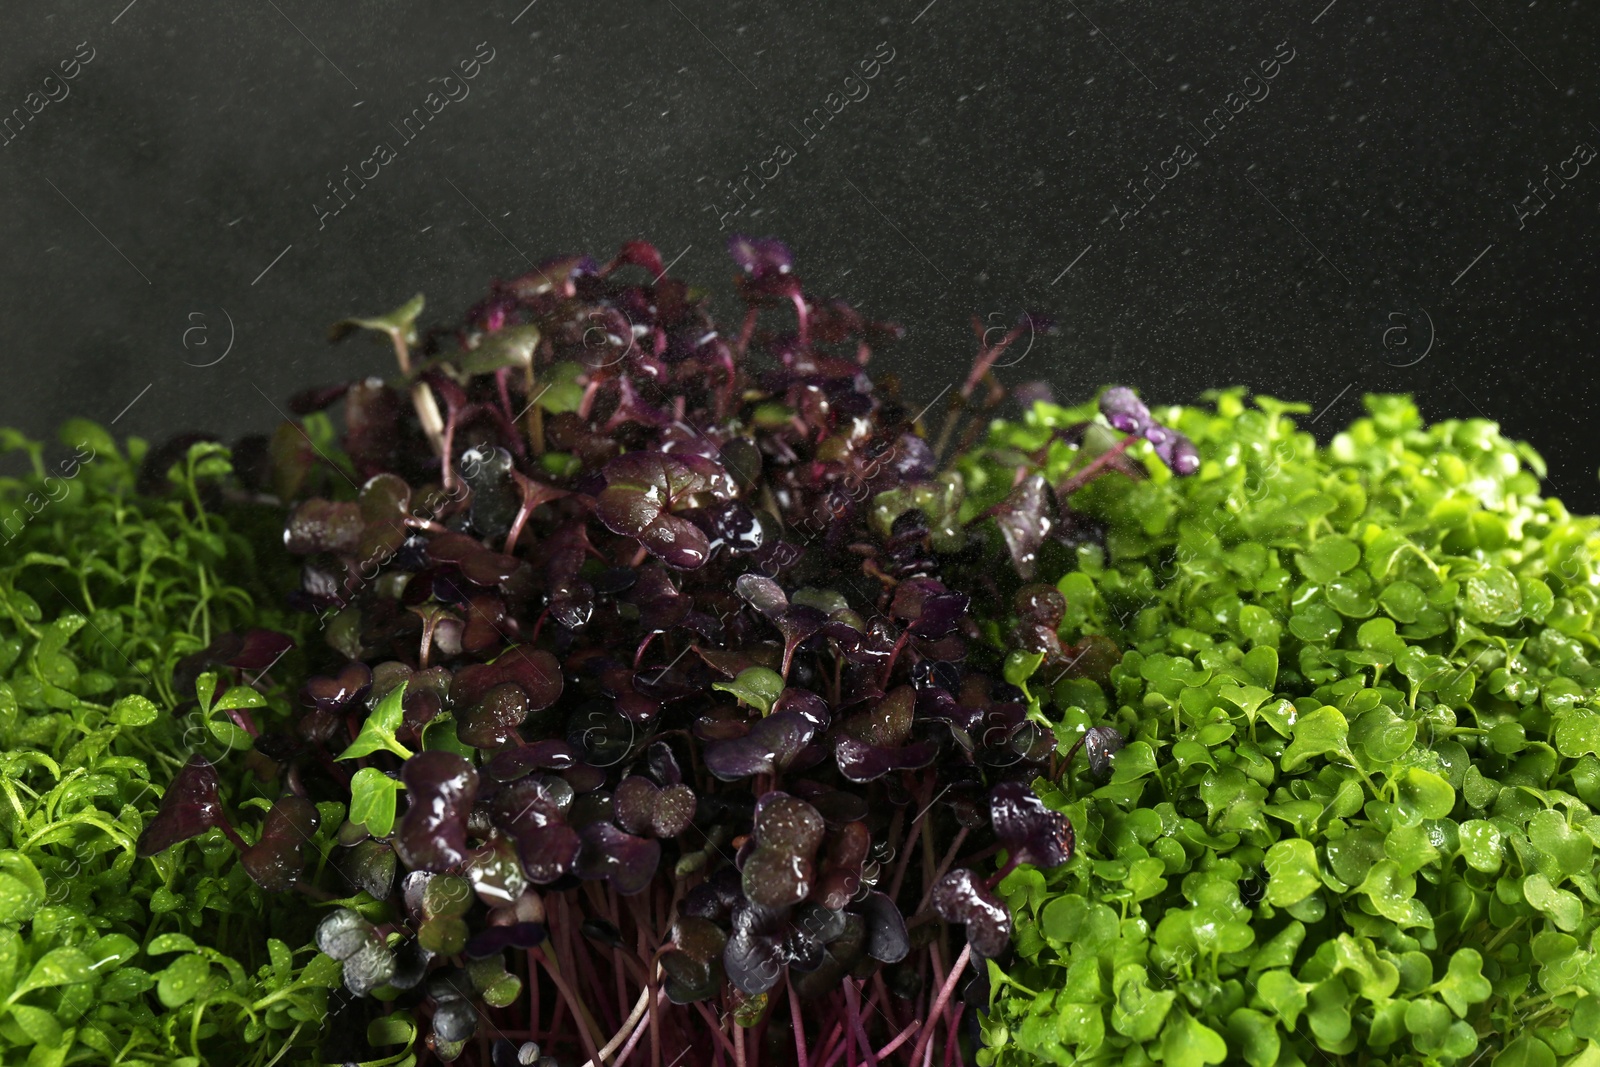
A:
[
  {"left": 652, "top": 784, "right": 697, "bottom": 838},
  {"left": 513, "top": 822, "right": 582, "bottom": 884},
  {"left": 734, "top": 573, "right": 788, "bottom": 617},
  {"left": 457, "top": 682, "right": 531, "bottom": 750},
  {"left": 284, "top": 499, "right": 364, "bottom": 555},
  {"left": 742, "top": 795, "right": 825, "bottom": 904},
  {"left": 1098, "top": 386, "right": 1152, "bottom": 435},
  {"left": 703, "top": 709, "right": 816, "bottom": 781},
  {"left": 597, "top": 452, "right": 721, "bottom": 569},
  {"left": 136, "top": 755, "right": 232, "bottom": 857},
  {"left": 613, "top": 776, "right": 662, "bottom": 835},
  {"left": 890, "top": 578, "right": 970, "bottom": 639},
  {"left": 813, "top": 821, "right": 871, "bottom": 910},
  {"left": 723, "top": 930, "right": 785, "bottom": 996},
  {"left": 241, "top": 796, "right": 321, "bottom": 892},
  {"left": 464, "top": 923, "right": 548, "bottom": 960},
  {"left": 300, "top": 659, "right": 374, "bottom": 716},
  {"left": 317, "top": 908, "right": 380, "bottom": 961},
  {"left": 989, "top": 780, "right": 1075, "bottom": 869},
  {"left": 485, "top": 740, "right": 578, "bottom": 783},
  {"left": 991, "top": 473, "right": 1055, "bottom": 580},
  {"left": 832, "top": 736, "right": 940, "bottom": 783},
  {"left": 852, "top": 890, "right": 911, "bottom": 963},
  {"left": 1145, "top": 424, "right": 1201, "bottom": 476},
  {"left": 395, "top": 751, "right": 479, "bottom": 872},
  {"left": 932, "top": 868, "right": 1012, "bottom": 958},
  {"left": 576, "top": 822, "right": 661, "bottom": 896},
  {"left": 646, "top": 740, "right": 684, "bottom": 786},
  {"left": 1081, "top": 725, "right": 1127, "bottom": 781}
]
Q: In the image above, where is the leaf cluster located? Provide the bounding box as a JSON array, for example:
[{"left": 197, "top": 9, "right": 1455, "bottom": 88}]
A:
[{"left": 962, "top": 391, "right": 1600, "bottom": 1067}]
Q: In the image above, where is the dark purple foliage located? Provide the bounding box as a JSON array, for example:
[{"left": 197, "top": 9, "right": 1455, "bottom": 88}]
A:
[
  {"left": 137, "top": 756, "right": 233, "bottom": 857},
  {"left": 989, "top": 780, "right": 1075, "bottom": 869},
  {"left": 932, "top": 868, "right": 1012, "bottom": 958},
  {"left": 220, "top": 235, "right": 1123, "bottom": 1059},
  {"left": 396, "top": 752, "right": 479, "bottom": 871}
]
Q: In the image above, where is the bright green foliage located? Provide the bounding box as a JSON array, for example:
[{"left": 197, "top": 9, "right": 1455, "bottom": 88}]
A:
[
  {"left": 960, "top": 392, "right": 1600, "bottom": 1066},
  {"left": 0, "top": 426, "right": 350, "bottom": 1066}
]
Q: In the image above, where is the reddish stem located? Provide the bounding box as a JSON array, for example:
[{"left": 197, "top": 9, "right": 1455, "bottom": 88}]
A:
[
  {"left": 1055, "top": 433, "right": 1140, "bottom": 499},
  {"left": 878, "top": 629, "right": 910, "bottom": 690},
  {"left": 844, "top": 980, "right": 875, "bottom": 1066},
  {"left": 789, "top": 981, "right": 811, "bottom": 1067},
  {"left": 958, "top": 325, "right": 1025, "bottom": 400},
  {"left": 877, "top": 1021, "right": 919, "bottom": 1062},
  {"left": 693, "top": 1002, "right": 740, "bottom": 1061},
  {"left": 909, "top": 944, "right": 971, "bottom": 1067},
  {"left": 529, "top": 947, "right": 604, "bottom": 1067},
  {"left": 943, "top": 1006, "right": 964, "bottom": 1067},
  {"left": 736, "top": 307, "right": 759, "bottom": 359}
]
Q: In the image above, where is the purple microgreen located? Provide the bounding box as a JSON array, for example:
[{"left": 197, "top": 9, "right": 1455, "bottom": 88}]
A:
[
  {"left": 136, "top": 755, "right": 241, "bottom": 857},
  {"left": 575, "top": 822, "right": 660, "bottom": 896},
  {"left": 989, "top": 780, "right": 1075, "bottom": 869},
  {"left": 852, "top": 890, "right": 911, "bottom": 963},
  {"left": 395, "top": 751, "right": 479, "bottom": 871},
  {"left": 931, "top": 868, "right": 1012, "bottom": 958},
  {"left": 990, "top": 473, "right": 1055, "bottom": 580},
  {"left": 703, "top": 709, "right": 815, "bottom": 781}
]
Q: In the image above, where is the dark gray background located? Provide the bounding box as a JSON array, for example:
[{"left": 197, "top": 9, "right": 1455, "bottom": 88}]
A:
[{"left": 3, "top": 1, "right": 1597, "bottom": 508}]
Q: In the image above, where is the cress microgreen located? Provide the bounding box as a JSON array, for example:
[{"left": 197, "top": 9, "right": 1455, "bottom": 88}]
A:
[{"left": 962, "top": 390, "right": 1600, "bottom": 1067}]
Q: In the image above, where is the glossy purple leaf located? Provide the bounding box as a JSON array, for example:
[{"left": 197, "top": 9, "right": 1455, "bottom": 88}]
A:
[
  {"left": 989, "top": 780, "right": 1075, "bottom": 869},
  {"left": 458, "top": 682, "right": 530, "bottom": 749},
  {"left": 992, "top": 473, "right": 1054, "bottom": 580},
  {"left": 1099, "top": 386, "right": 1152, "bottom": 435},
  {"left": 1146, "top": 424, "right": 1200, "bottom": 476},
  {"left": 833, "top": 736, "right": 940, "bottom": 783},
  {"left": 451, "top": 646, "right": 563, "bottom": 711},
  {"left": 613, "top": 776, "right": 661, "bottom": 835},
  {"left": 647, "top": 740, "right": 684, "bottom": 786},
  {"left": 773, "top": 688, "right": 830, "bottom": 730},
  {"left": 703, "top": 710, "right": 815, "bottom": 781},
  {"left": 241, "top": 795, "right": 320, "bottom": 892},
  {"left": 1082, "top": 725, "right": 1127, "bottom": 781},
  {"left": 300, "top": 660, "right": 373, "bottom": 714},
  {"left": 514, "top": 822, "right": 582, "bottom": 884},
  {"left": 852, "top": 890, "right": 910, "bottom": 963},
  {"left": 576, "top": 822, "right": 660, "bottom": 896},
  {"left": 890, "top": 578, "right": 969, "bottom": 639},
  {"left": 485, "top": 740, "right": 578, "bottom": 783},
  {"left": 652, "top": 784, "right": 696, "bottom": 837},
  {"left": 813, "top": 821, "right": 870, "bottom": 910},
  {"left": 488, "top": 772, "right": 575, "bottom": 832},
  {"left": 395, "top": 752, "right": 479, "bottom": 872},
  {"left": 285, "top": 499, "right": 364, "bottom": 554},
  {"left": 932, "top": 868, "right": 1012, "bottom": 958},
  {"left": 137, "top": 756, "right": 231, "bottom": 857},
  {"left": 735, "top": 573, "right": 788, "bottom": 617},
  {"left": 464, "top": 922, "right": 548, "bottom": 960}
]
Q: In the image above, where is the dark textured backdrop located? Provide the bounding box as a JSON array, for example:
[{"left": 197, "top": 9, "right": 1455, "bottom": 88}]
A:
[{"left": 2, "top": 1, "right": 1596, "bottom": 508}]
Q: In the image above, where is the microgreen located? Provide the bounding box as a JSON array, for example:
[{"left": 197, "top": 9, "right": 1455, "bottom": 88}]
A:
[
  {"left": 963, "top": 390, "right": 1600, "bottom": 1067},
  {"left": 0, "top": 427, "right": 350, "bottom": 1066}
]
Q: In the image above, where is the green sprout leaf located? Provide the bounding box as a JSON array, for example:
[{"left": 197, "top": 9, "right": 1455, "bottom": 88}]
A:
[
  {"left": 336, "top": 682, "right": 413, "bottom": 761},
  {"left": 712, "top": 667, "right": 784, "bottom": 715},
  {"left": 348, "top": 767, "right": 404, "bottom": 839}
]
